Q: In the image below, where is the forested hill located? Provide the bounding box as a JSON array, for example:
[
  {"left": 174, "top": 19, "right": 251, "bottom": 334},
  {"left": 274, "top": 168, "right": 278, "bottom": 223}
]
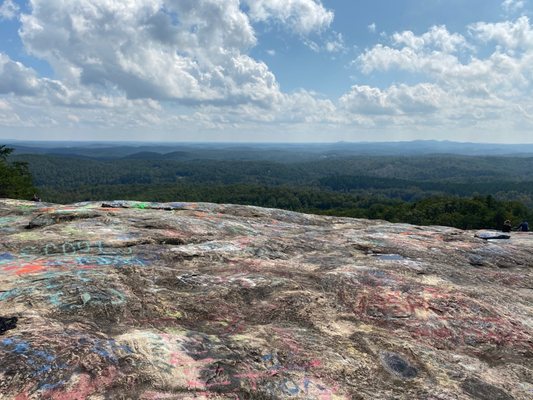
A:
[
  {"left": 9, "top": 151, "right": 533, "bottom": 231},
  {"left": 14, "top": 152, "right": 533, "bottom": 192}
]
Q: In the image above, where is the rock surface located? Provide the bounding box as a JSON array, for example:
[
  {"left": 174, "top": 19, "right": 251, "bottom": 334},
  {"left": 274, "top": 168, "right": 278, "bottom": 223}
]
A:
[{"left": 0, "top": 199, "right": 532, "bottom": 400}]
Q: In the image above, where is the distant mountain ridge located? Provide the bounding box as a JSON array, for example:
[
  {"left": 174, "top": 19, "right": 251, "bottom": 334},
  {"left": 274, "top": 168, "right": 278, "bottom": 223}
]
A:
[{"left": 4, "top": 140, "right": 533, "bottom": 160}]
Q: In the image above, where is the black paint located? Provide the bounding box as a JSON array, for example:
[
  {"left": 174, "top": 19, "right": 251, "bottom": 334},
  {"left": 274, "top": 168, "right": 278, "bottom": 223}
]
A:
[
  {"left": 382, "top": 352, "right": 418, "bottom": 379},
  {"left": 0, "top": 316, "right": 18, "bottom": 335}
]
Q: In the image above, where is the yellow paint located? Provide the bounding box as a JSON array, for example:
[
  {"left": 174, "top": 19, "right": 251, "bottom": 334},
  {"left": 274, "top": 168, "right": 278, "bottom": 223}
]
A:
[
  {"left": 166, "top": 311, "right": 183, "bottom": 319},
  {"left": 10, "top": 231, "right": 41, "bottom": 240},
  {"left": 420, "top": 275, "right": 449, "bottom": 287},
  {"left": 354, "top": 323, "right": 375, "bottom": 333}
]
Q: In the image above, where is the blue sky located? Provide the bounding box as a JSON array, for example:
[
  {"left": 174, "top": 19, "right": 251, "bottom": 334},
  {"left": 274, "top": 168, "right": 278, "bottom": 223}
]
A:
[{"left": 0, "top": 0, "right": 532, "bottom": 142}]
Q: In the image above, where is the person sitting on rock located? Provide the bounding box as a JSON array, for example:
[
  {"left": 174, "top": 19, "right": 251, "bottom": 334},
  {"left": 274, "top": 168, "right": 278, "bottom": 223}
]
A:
[
  {"left": 502, "top": 220, "right": 512, "bottom": 233},
  {"left": 31, "top": 193, "right": 41, "bottom": 202},
  {"left": 516, "top": 220, "right": 529, "bottom": 232}
]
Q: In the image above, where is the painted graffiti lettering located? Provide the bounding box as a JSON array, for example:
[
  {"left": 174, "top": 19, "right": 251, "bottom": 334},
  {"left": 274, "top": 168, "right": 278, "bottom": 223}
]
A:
[{"left": 22, "top": 241, "right": 133, "bottom": 257}]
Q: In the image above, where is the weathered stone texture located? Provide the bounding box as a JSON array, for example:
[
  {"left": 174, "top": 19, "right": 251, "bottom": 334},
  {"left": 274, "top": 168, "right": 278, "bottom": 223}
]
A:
[{"left": 0, "top": 199, "right": 531, "bottom": 399}]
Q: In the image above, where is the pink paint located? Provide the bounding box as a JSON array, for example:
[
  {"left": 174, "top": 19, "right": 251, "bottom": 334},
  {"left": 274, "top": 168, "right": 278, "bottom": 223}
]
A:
[
  {"left": 13, "top": 390, "right": 31, "bottom": 400},
  {"left": 307, "top": 359, "right": 321, "bottom": 368},
  {"left": 46, "top": 367, "right": 117, "bottom": 400}
]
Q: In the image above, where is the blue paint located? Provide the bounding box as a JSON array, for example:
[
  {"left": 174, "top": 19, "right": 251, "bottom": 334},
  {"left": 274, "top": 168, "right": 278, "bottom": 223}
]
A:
[
  {"left": 0, "top": 288, "right": 22, "bottom": 302},
  {"left": 14, "top": 342, "right": 30, "bottom": 353},
  {"left": 281, "top": 378, "right": 300, "bottom": 396},
  {"left": 76, "top": 255, "right": 148, "bottom": 268},
  {"left": 1, "top": 337, "right": 66, "bottom": 391},
  {"left": 34, "top": 350, "right": 55, "bottom": 362},
  {"left": 169, "top": 202, "right": 188, "bottom": 209},
  {"left": 375, "top": 254, "right": 405, "bottom": 261},
  {"left": 39, "top": 381, "right": 66, "bottom": 391},
  {"left": 35, "top": 364, "right": 53, "bottom": 375},
  {"left": 303, "top": 377, "right": 310, "bottom": 392},
  {"left": 48, "top": 292, "right": 64, "bottom": 307},
  {"left": 0, "top": 253, "right": 15, "bottom": 264},
  {"left": 93, "top": 345, "right": 114, "bottom": 360},
  {"left": 90, "top": 339, "right": 133, "bottom": 363}
]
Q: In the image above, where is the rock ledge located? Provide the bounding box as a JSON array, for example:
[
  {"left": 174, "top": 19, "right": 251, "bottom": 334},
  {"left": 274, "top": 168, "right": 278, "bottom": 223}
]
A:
[{"left": 0, "top": 199, "right": 532, "bottom": 399}]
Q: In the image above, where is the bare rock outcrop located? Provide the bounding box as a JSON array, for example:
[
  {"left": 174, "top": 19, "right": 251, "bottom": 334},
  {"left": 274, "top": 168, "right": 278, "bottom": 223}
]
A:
[{"left": 0, "top": 199, "right": 532, "bottom": 399}]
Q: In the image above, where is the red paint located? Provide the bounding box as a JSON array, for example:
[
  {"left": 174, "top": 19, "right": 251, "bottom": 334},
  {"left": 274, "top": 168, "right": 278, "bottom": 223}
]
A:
[
  {"left": 4, "top": 263, "right": 47, "bottom": 275},
  {"left": 46, "top": 366, "right": 117, "bottom": 400}
]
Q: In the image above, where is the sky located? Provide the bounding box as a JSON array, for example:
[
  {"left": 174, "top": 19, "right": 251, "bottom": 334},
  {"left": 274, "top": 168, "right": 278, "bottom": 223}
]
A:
[{"left": 0, "top": 0, "right": 532, "bottom": 143}]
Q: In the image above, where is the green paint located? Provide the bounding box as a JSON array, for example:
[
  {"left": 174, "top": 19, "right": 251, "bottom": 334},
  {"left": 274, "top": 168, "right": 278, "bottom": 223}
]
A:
[{"left": 81, "top": 293, "right": 92, "bottom": 304}]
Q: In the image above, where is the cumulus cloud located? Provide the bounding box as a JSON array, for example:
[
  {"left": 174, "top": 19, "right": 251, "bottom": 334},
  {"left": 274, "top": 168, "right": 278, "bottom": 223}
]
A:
[
  {"left": 469, "top": 16, "right": 533, "bottom": 50},
  {"left": 1, "top": 1, "right": 533, "bottom": 141},
  {"left": 0, "top": 53, "right": 43, "bottom": 96},
  {"left": 243, "top": 0, "right": 333, "bottom": 35},
  {"left": 0, "top": 52, "right": 79, "bottom": 104},
  {"left": 357, "top": 19, "right": 533, "bottom": 93},
  {"left": 502, "top": 0, "right": 526, "bottom": 13},
  {"left": 391, "top": 25, "right": 469, "bottom": 52},
  {"left": 0, "top": 0, "right": 19, "bottom": 20},
  {"left": 339, "top": 84, "right": 446, "bottom": 116},
  {"left": 356, "top": 25, "right": 474, "bottom": 78},
  {"left": 0, "top": 0, "right": 340, "bottom": 137},
  {"left": 18, "top": 0, "right": 285, "bottom": 106},
  {"left": 345, "top": 17, "right": 533, "bottom": 135}
]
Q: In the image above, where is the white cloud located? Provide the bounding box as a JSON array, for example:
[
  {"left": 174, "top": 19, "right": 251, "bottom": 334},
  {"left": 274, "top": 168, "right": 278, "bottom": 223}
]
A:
[
  {"left": 0, "top": 99, "right": 11, "bottom": 110},
  {"left": 0, "top": 52, "right": 78, "bottom": 104},
  {"left": 469, "top": 16, "right": 533, "bottom": 50},
  {"left": 357, "top": 19, "right": 533, "bottom": 91},
  {"left": 1, "top": 0, "right": 339, "bottom": 137},
  {"left": 18, "top": 0, "right": 283, "bottom": 106},
  {"left": 243, "top": 0, "right": 333, "bottom": 35},
  {"left": 348, "top": 17, "right": 533, "bottom": 135},
  {"left": 325, "top": 32, "right": 345, "bottom": 53},
  {"left": 391, "top": 25, "right": 469, "bottom": 52},
  {"left": 304, "top": 31, "right": 345, "bottom": 53},
  {"left": 0, "top": 53, "right": 42, "bottom": 96},
  {"left": 0, "top": 0, "right": 19, "bottom": 20},
  {"left": 368, "top": 23, "right": 376, "bottom": 33},
  {"left": 502, "top": 0, "right": 526, "bottom": 13},
  {"left": 339, "top": 84, "right": 446, "bottom": 116},
  {"left": 1, "top": 1, "right": 533, "bottom": 142}
]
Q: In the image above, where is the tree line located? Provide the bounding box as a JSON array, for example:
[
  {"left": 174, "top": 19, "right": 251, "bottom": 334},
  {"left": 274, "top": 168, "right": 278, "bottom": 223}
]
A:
[{"left": 2, "top": 145, "right": 532, "bottom": 230}]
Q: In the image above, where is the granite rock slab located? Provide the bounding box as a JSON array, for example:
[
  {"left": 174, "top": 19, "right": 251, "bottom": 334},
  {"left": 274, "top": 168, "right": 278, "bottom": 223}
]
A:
[{"left": 0, "top": 199, "right": 532, "bottom": 399}]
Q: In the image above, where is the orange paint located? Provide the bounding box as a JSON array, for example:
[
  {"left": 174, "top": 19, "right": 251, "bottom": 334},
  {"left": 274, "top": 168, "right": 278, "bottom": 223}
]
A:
[{"left": 4, "top": 263, "right": 47, "bottom": 275}]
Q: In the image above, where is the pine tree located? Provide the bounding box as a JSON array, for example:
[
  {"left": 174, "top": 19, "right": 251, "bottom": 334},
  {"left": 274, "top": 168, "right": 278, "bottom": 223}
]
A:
[{"left": 0, "top": 145, "right": 37, "bottom": 199}]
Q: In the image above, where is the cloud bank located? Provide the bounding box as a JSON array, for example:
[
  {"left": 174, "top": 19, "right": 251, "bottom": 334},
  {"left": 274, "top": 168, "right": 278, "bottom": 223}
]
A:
[{"left": 1, "top": 0, "right": 533, "bottom": 141}]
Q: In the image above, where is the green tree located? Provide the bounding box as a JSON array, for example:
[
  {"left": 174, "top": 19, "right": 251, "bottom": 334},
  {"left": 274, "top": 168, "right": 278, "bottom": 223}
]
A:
[{"left": 0, "top": 145, "right": 36, "bottom": 199}]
